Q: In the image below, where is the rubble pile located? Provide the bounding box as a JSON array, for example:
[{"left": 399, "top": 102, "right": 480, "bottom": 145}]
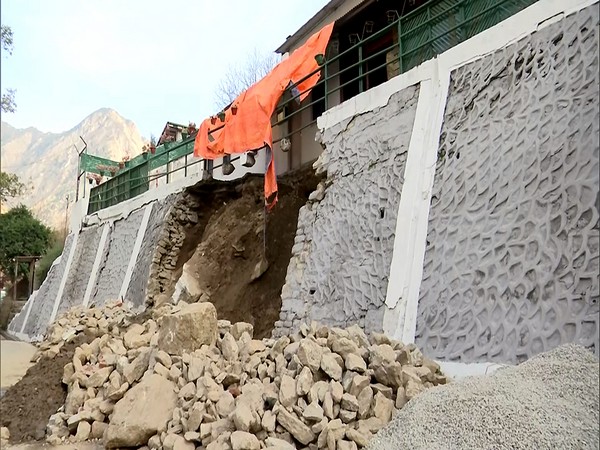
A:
[
  {"left": 44, "top": 301, "right": 447, "bottom": 449},
  {"left": 32, "top": 300, "right": 133, "bottom": 363}
]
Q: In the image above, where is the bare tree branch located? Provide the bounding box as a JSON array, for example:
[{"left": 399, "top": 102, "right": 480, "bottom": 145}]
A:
[
  {"left": 1, "top": 25, "right": 16, "bottom": 113},
  {"left": 214, "top": 49, "right": 279, "bottom": 110}
]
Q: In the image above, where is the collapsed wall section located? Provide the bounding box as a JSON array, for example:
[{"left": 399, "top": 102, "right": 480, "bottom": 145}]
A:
[
  {"left": 274, "top": 84, "right": 420, "bottom": 335},
  {"left": 415, "top": 4, "right": 600, "bottom": 363}
]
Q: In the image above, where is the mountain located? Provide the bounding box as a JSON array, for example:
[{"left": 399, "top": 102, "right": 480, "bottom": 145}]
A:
[{"left": 1, "top": 109, "right": 145, "bottom": 228}]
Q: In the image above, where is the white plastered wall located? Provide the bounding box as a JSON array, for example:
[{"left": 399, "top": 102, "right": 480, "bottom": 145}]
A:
[{"left": 317, "top": 0, "right": 598, "bottom": 369}]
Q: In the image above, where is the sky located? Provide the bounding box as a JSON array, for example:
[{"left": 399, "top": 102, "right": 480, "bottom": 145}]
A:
[{"left": 0, "top": 0, "right": 329, "bottom": 138}]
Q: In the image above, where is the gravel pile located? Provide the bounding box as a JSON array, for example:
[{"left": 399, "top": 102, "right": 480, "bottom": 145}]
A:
[{"left": 368, "top": 344, "right": 599, "bottom": 450}]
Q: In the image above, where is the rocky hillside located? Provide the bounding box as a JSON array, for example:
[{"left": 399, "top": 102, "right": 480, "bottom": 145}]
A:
[{"left": 1, "top": 109, "right": 145, "bottom": 228}]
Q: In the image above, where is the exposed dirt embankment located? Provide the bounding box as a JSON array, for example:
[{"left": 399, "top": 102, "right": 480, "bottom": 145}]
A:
[{"left": 160, "top": 164, "right": 321, "bottom": 339}]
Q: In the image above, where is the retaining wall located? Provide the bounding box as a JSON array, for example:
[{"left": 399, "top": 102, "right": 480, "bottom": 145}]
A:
[{"left": 9, "top": 0, "right": 598, "bottom": 366}]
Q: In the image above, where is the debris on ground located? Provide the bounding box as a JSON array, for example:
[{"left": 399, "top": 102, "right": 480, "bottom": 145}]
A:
[
  {"left": 18, "top": 301, "right": 446, "bottom": 449},
  {"left": 367, "top": 344, "right": 600, "bottom": 450}
]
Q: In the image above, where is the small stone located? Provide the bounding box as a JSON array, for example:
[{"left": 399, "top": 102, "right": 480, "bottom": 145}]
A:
[
  {"left": 187, "top": 403, "right": 204, "bottom": 432},
  {"left": 179, "top": 382, "right": 196, "bottom": 400},
  {"left": 262, "top": 410, "right": 276, "bottom": 432},
  {"left": 230, "top": 430, "right": 260, "bottom": 450},
  {"left": 396, "top": 386, "right": 408, "bottom": 409},
  {"left": 1, "top": 427, "right": 10, "bottom": 441},
  {"left": 405, "top": 378, "right": 425, "bottom": 400},
  {"left": 154, "top": 362, "right": 171, "bottom": 378},
  {"left": 214, "top": 391, "right": 234, "bottom": 417},
  {"left": 341, "top": 393, "right": 359, "bottom": 412},
  {"left": 246, "top": 340, "right": 266, "bottom": 354},
  {"left": 371, "top": 383, "right": 393, "bottom": 399},
  {"left": 148, "top": 435, "right": 161, "bottom": 449},
  {"left": 124, "top": 348, "right": 151, "bottom": 384},
  {"left": 339, "top": 409, "right": 357, "bottom": 423},
  {"left": 231, "top": 402, "right": 254, "bottom": 432},
  {"left": 231, "top": 322, "right": 254, "bottom": 340},
  {"left": 187, "top": 357, "right": 204, "bottom": 381},
  {"left": 357, "top": 386, "right": 374, "bottom": 419},
  {"left": 90, "top": 421, "right": 108, "bottom": 440},
  {"left": 184, "top": 431, "right": 200, "bottom": 441},
  {"left": 296, "top": 366, "right": 313, "bottom": 396},
  {"left": 297, "top": 339, "right": 323, "bottom": 372},
  {"left": 276, "top": 408, "right": 315, "bottom": 445},
  {"left": 265, "top": 436, "right": 296, "bottom": 450},
  {"left": 357, "top": 416, "right": 385, "bottom": 434},
  {"left": 346, "top": 428, "right": 369, "bottom": 447},
  {"left": 349, "top": 375, "right": 371, "bottom": 397},
  {"left": 330, "top": 380, "right": 344, "bottom": 403},
  {"left": 323, "top": 391, "right": 334, "bottom": 419},
  {"left": 303, "top": 401, "right": 324, "bottom": 421},
  {"left": 156, "top": 350, "right": 172, "bottom": 368},
  {"left": 220, "top": 333, "right": 239, "bottom": 361},
  {"left": 337, "top": 439, "right": 358, "bottom": 450},
  {"left": 372, "top": 391, "right": 394, "bottom": 423},
  {"left": 331, "top": 337, "right": 360, "bottom": 357},
  {"left": 279, "top": 374, "right": 298, "bottom": 408},
  {"left": 344, "top": 353, "right": 367, "bottom": 373},
  {"left": 321, "top": 353, "right": 342, "bottom": 380},
  {"left": 308, "top": 381, "right": 329, "bottom": 404},
  {"left": 75, "top": 421, "right": 91, "bottom": 441},
  {"left": 173, "top": 435, "right": 195, "bottom": 450}
]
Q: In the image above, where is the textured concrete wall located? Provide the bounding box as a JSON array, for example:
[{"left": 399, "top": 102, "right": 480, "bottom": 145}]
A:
[
  {"left": 415, "top": 5, "right": 599, "bottom": 363},
  {"left": 56, "top": 225, "right": 103, "bottom": 317},
  {"left": 15, "top": 234, "right": 76, "bottom": 338},
  {"left": 274, "top": 85, "right": 419, "bottom": 336},
  {"left": 90, "top": 208, "right": 145, "bottom": 306},
  {"left": 125, "top": 196, "right": 175, "bottom": 308}
]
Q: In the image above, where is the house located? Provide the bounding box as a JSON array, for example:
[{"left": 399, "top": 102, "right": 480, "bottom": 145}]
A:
[
  {"left": 272, "top": 0, "right": 537, "bottom": 173},
  {"left": 272, "top": 0, "right": 432, "bottom": 173}
]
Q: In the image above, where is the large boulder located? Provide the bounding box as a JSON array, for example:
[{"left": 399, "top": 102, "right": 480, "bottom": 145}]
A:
[
  {"left": 157, "top": 302, "right": 217, "bottom": 354},
  {"left": 103, "top": 374, "right": 177, "bottom": 448}
]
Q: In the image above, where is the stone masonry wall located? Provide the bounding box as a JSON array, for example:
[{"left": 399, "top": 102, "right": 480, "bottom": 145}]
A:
[
  {"left": 90, "top": 208, "right": 145, "bottom": 306},
  {"left": 415, "top": 5, "right": 600, "bottom": 363},
  {"left": 274, "top": 84, "right": 420, "bottom": 336},
  {"left": 125, "top": 196, "right": 175, "bottom": 309},
  {"left": 145, "top": 192, "right": 200, "bottom": 307},
  {"left": 55, "top": 225, "right": 103, "bottom": 317},
  {"left": 15, "top": 234, "right": 76, "bottom": 338}
]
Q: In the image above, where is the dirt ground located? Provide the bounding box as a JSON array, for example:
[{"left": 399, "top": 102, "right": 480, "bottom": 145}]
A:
[
  {"left": 183, "top": 164, "right": 320, "bottom": 339},
  {"left": 0, "top": 333, "right": 93, "bottom": 442}
]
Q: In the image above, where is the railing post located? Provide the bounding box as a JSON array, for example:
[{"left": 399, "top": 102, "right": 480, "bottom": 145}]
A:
[
  {"left": 184, "top": 154, "right": 188, "bottom": 178},
  {"left": 323, "top": 64, "right": 328, "bottom": 110},
  {"left": 358, "top": 44, "right": 364, "bottom": 93},
  {"left": 397, "top": 18, "right": 403, "bottom": 75}
]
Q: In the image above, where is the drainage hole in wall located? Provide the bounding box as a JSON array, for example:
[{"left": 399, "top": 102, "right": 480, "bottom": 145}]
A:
[
  {"left": 309, "top": 288, "right": 316, "bottom": 295},
  {"left": 379, "top": 207, "right": 385, "bottom": 219}
]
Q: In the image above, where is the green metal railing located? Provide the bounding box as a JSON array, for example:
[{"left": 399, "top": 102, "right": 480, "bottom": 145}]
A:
[{"left": 87, "top": 0, "right": 537, "bottom": 214}]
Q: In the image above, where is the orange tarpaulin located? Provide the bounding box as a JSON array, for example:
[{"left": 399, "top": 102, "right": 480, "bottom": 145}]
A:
[{"left": 194, "top": 22, "right": 335, "bottom": 209}]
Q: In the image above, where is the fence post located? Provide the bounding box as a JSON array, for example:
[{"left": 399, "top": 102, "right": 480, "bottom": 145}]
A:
[{"left": 397, "top": 18, "right": 403, "bottom": 74}]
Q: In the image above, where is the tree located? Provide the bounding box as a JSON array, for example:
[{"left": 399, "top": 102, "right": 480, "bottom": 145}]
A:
[
  {"left": 1, "top": 25, "right": 16, "bottom": 113},
  {"left": 0, "top": 205, "right": 51, "bottom": 280},
  {"left": 0, "top": 171, "right": 25, "bottom": 205},
  {"left": 214, "top": 49, "right": 279, "bottom": 110}
]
